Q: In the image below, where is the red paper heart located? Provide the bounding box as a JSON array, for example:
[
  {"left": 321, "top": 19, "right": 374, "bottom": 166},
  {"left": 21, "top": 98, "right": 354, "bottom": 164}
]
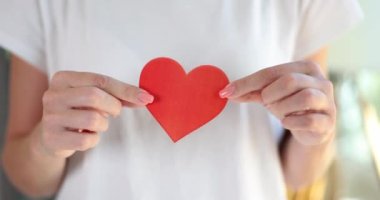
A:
[{"left": 139, "top": 57, "right": 229, "bottom": 142}]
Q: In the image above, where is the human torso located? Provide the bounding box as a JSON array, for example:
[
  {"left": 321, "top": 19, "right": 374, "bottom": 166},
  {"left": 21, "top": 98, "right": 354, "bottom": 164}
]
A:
[{"left": 41, "top": 1, "right": 299, "bottom": 199}]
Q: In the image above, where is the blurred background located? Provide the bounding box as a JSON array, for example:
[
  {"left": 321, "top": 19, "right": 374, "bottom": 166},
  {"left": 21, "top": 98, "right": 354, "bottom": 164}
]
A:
[
  {"left": 288, "top": 0, "right": 380, "bottom": 199},
  {"left": 0, "top": 0, "right": 379, "bottom": 200}
]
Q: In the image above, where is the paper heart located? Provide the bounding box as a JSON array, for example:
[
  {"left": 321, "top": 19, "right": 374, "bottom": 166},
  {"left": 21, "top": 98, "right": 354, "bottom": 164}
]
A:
[{"left": 139, "top": 57, "right": 229, "bottom": 142}]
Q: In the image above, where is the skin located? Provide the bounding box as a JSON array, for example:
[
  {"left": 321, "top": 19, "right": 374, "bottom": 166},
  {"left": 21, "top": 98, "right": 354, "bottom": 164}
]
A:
[
  {"left": 1, "top": 48, "right": 333, "bottom": 197},
  {"left": 220, "top": 47, "right": 335, "bottom": 189},
  {"left": 2, "top": 55, "right": 154, "bottom": 197}
]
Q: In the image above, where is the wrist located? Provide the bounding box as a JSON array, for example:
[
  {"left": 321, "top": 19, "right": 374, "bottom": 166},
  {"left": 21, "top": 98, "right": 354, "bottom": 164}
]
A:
[
  {"left": 287, "top": 130, "right": 335, "bottom": 157},
  {"left": 29, "top": 124, "right": 69, "bottom": 160}
]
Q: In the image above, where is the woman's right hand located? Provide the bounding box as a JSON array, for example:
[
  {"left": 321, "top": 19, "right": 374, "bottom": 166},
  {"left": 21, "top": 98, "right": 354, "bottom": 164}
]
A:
[{"left": 39, "top": 71, "right": 154, "bottom": 158}]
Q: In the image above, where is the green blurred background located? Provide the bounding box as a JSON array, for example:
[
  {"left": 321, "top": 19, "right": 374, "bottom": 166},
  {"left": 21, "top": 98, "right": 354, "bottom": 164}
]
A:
[{"left": 1, "top": 0, "right": 380, "bottom": 199}]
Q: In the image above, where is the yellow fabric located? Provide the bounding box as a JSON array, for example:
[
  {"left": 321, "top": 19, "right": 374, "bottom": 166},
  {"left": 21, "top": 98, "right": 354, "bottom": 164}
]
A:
[{"left": 287, "top": 175, "right": 327, "bottom": 200}]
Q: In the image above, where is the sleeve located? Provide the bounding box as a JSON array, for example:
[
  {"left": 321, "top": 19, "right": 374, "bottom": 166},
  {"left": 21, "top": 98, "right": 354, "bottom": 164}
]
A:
[
  {"left": 293, "top": 0, "right": 364, "bottom": 60},
  {"left": 0, "top": 0, "right": 46, "bottom": 72}
]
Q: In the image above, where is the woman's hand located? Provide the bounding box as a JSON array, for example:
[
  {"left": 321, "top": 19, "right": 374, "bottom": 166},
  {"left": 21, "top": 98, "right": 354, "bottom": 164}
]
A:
[
  {"left": 219, "top": 61, "right": 336, "bottom": 146},
  {"left": 40, "top": 71, "right": 154, "bottom": 158}
]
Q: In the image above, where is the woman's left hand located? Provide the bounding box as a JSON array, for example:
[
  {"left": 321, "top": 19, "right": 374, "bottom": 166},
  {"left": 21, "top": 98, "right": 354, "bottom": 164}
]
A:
[{"left": 219, "top": 61, "right": 336, "bottom": 145}]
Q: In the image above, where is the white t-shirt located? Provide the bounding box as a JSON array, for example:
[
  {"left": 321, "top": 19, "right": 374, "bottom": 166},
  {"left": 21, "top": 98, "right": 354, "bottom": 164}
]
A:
[{"left": 0, "top": 0, "right": 362, "bottom": 199}]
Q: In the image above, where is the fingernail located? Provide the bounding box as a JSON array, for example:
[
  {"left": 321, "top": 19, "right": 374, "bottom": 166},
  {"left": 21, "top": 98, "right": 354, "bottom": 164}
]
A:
[
  {"left": 137, "top": 91, "right": 154, "bottom": 104},
  {"left": 219, "top": 84, "right": 235, "bottom": 98}
]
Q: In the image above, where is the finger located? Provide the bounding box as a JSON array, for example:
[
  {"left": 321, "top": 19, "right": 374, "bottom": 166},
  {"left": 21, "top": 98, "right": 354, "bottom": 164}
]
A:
[
  {"left": 50, "top": 71, "right": 154, "bottom": 105},
  {"left": 282, "top": 113, "right": 333, "bottom": 145},
  {"left": 121, "top": 100, "right": 146, "bottom": 108},
  {"left": 268, "top": 88, "right": 329, "bottom": 119},
  {"left": 47, "top": 131, "right": 100, "bottom": 151},
  {"left": 230, "top": 91, "right": 263, "bottom": 103},
  {"left": 261, "top": 73, "right": 322, "bottom": 105},
  {"left": 44, "top": 87, "right": 123, "bottom": 116},
  {"left": 48, "top": 110, "right": 109, "bottom": 133},
  {"left": 281, "top": 113, "right": 333, "bottom": 136},
  {"left": 220, "top": 61, "right": 324, "bottom": 99}
]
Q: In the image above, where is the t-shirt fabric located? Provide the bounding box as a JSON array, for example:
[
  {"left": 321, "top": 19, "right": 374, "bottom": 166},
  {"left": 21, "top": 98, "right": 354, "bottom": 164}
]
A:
[{"left": 0, "top": 0, "right": 362, "bottom": 199}]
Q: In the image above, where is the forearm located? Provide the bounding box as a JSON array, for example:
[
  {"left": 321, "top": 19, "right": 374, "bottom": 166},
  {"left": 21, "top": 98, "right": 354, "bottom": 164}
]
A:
[
  {"left": 1, "top": 123, "right": 66, "bottom": 198},
  {"left": 281, "top": 131, "right": 335, "bottom": 190}
]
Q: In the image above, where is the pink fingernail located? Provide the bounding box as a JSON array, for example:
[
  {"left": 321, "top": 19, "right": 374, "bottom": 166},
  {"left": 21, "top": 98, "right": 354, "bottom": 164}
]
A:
[
  {"left": 137, "top": 91, "right": 154, "bottom": 104},
  {"left": 219, "top": 84, "right": 235, "bottom": 98}
]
